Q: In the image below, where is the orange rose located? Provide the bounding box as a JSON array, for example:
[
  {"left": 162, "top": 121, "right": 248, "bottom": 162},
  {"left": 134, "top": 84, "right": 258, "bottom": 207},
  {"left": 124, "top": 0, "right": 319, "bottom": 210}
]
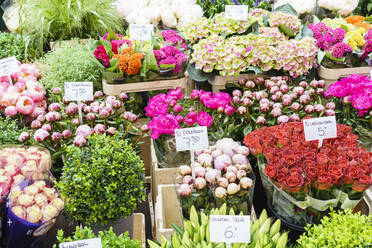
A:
[
  {"left": 352, "top": 175, "right": 372, "bottom": 192},
  {"left": 315, "top": 172, "right": 334, "bottom": 190}
]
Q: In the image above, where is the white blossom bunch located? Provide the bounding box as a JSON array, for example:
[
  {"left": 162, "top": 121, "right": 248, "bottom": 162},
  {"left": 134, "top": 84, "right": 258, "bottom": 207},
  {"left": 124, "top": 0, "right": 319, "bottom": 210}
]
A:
[{"left": 317, "top": 0, "right": 359, "bottom": 16}]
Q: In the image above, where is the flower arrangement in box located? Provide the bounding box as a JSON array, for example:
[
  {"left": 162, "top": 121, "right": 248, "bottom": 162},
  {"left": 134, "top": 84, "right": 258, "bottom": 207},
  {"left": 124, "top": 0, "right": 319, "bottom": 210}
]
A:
[
  {"left": 178, "top": 138, "right": 254, "bottom": 216},
  {"left": 244, "top": 121, "right": 372, "bottom": 226}
]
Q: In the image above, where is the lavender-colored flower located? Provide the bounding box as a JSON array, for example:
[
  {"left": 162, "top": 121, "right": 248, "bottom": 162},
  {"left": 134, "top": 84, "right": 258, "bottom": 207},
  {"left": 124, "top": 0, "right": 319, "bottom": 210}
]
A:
[{"left": 73, "top": 135, "right": 86, "bottom": 147}]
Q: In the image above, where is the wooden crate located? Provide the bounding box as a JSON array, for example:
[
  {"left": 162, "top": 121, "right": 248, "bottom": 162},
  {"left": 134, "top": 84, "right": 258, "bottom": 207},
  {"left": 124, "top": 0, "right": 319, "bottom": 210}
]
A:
[
  {"left": 133, "top": 213, "right": 146, "bottom": 248},
  {"left": 318, "top": 65, "right": 372, "bottom": 89},
  {"left": 134, "top": 118, "right": 151, "bottom": 183},
  {"left": 354, "top": 188, "right": 372, "bottom": 216},
  {"left": 154, "top": 184, "right": 183, "bottom": 241},
  {"left": 208, "top": 73, "right": 270, "bottom": 92},
  {"left": 150, "top": 139, "right": 182, "bottom": 204}
]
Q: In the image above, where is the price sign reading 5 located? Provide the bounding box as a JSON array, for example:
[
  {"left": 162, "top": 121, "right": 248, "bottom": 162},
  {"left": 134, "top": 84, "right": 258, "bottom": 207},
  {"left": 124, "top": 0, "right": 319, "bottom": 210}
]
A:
[
  {"left": 303, "top": 116, "right": 337, "bottom": 142},
  {"left": 175, "top": 126, "right": 209, "bottom": 152},
  {"left": 210, "top": 215, "right": 250, "bottom": 243},
  {"left": 129, "top": 24, "right": 153, "bottom": 41},
  {"left": 64, "top": 82, "right": 93, "bottom": 101}
]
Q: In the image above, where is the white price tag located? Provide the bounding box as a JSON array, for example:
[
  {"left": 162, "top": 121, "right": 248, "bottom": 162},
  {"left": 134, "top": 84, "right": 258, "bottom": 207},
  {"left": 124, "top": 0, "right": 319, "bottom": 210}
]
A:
[
  {"left": 64, "top": 82, "right": 93, "bottom": 101},
  {"left": 370, "top": 70, "right": 372, "bottom": 80},
  {"left": 303, "top": 116, "right": 337, "bottom": 142},
  {"left": 210, "top": 215, "right": 250, "bottom": 243},
  {"left": 225, "top": 5, "right": 248, "bottom": 21},
  {"left": 129, "top": 24, "right": 153, "bottom": 41},
  {"left": 0, "top": 57, "right": 19, "bottom": 77},
  {"left": 60, "top": 238, "right": 102, "bottom": 248},
  {"left": 175, "top": 126, "right": 209, "bottom": 152}
]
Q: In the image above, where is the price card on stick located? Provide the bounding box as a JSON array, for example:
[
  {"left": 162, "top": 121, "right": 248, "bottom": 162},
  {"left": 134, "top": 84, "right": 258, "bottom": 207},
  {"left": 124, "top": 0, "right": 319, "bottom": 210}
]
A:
[
  {"left": 303, "top": 116, "right": 337, "bottom": 148},
  {"left": 175, "top": 126, "right": 209, "bottom": 179},
  {"left": 210, "top": 215, "right": 250, "bottom": 246},
  {"left": 225, "top": 5, "right": 248, "bottom": 21},
  {"left": 0, "top": 56, "right": 20, "bottom": 85},
  {"left": 64, "top": 82, "right": 93, "bottom": 123},
  {"left": 60, "top": 238, "right": 102, "bottom": 248}
]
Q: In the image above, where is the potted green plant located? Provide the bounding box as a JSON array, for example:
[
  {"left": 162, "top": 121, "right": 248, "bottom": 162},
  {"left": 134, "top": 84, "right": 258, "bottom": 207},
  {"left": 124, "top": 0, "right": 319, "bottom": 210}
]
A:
[{"left": 56, "top": 133, "right": 146, "bottom": 236}]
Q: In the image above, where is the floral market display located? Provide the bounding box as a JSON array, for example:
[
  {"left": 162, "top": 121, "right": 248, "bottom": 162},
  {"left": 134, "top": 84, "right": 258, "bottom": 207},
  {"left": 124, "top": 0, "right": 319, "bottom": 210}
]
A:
[
  {"left": 244, "top": 121, "right": 372, "bottom": 226},
  {"left": 148, "top": 206, "right": 289, "bottom": 248},
  {"left": 178, "top": 138, "right": 254, "bottom": 215},
  {"left": 95, "top": 31, "right": 188, "bottom": 84},
  {"left": 296, "top": 209, "right": 372, "bottom": 247},
  {"left": 115, "top": 0, "right": 203, "bottom": 27}
]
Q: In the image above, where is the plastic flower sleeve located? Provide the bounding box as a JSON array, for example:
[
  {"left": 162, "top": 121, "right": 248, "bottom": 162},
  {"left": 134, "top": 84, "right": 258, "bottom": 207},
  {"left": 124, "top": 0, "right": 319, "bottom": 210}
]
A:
[{"left": 153, "top": 134, "right": 190, "bottom": 168}]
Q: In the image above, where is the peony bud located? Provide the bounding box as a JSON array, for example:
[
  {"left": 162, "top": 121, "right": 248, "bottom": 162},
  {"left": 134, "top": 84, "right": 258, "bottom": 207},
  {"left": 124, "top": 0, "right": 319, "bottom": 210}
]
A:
[
  {"left": 214, "top": 154, "right": 232, "bottom": 171},
  {"left": 106, "top": 127, "right": 117, "bottom": 135},
  {"left": 232, "top": 90, "right": 242, "bottom": 97},
  {"left": 277, "top": 115, "right": 289, "bottom": 124},
  {"left": 326, "top": 102, "right": 336, "bottom": 110},
  {"left": 289, "top": 113, "right": 300, "bottom": 122},
  {"left": 42, "top": 204, "right": 58, "bottom": 222},
  {"left": 98, "top": 109, "right": 110, "bottom": 119},
  {"left": 52, "top": 87, "right": 62, "bottom": 94},
  {"left": 48, "top": 103, "right": 61, "bottom": 112},
  {"left": 179, "top": 165, "right": 192, "bottom": 176},
  {"left": 118, "top": 92, "right": 128, "bottom": 101},
  {"left": 83, "top": 106, "right": 91, "bottom": 113},
  {"left": 225, "top": 172, "right": 237, "bottom": 183},
  {"left": 12, "top": 206, "right": 26, "bottom": 219},
  {"left": 237, "top": 106, "right": 246, "bottom": 115},
  {"left": 270, "top": 86, "right": 279, "bottom": 95},
  {"left": 94, "top": 91, "right": 104, "bottom": 99},
  {"left": 224, "top": 105, "right": 235, "bottom": 116},
  {"left": 240, "top": 177, "right": 254, "bottom": 189},
  {"left": 314, "top": 104, "right": 325, "bottom": 112},
  {"left": 299, "top": 94, "right": 310, "bottom": 104},
  {"left": 316, "top": 88, "right": 324, "bottom": 95},
  {"left": 94, "top": 124, "right": 106, "bottom": 134},
  {"left": 227, "top": 183, "right": 240, "bottom": 195},
  {"left": 238, "top": 78, "right": 247, "bottom": 85},
  {"left": 291, "top": 102, "right": 301, "bottom": 111},
  {"left": 178, "top": 183, "right": 192, "bottom": 196},
  {"left": 305, "top": 105, "right": 314, "bottom": 113},
  {"left": 18, "top": 194, "right": 34, "bottom": 207},
  {"left": 183, "top": 175, "right": 193, "bottom": 185},
  {"left": 256, "top": 116, "right": 266, "bottom": 125},
  {"left": 75, "top": 124, "right": 92, "bottom": 138},
  {"left": 71, "top": 118, "right": 80, "bottom": 126},
  {"left": 197, "top": 153, "right": 213, "bottom": 166},
  {"left": 42, "top": 124, "right": 52, "bottom": 132},
  {"left": 280, "top": 84, "right": 289, "bottom": 93},
  {"left": 24, "top": 185, "right": 39, "bottom": 195},
  {"left": 173, "top": 104, "right": 182, "bottom": 112},
  {"left": 37, "top": 114, "right": 46, "bottom": 122},
  {"left": 259, "top": 103, "right": 270, "bottom": 113},
  {"left": 325, "top": 109, "right": 335, "bottom": 116},
  {"left": 205, "top": 169, "right": 218, "bottom": 183},
  {"left": 34, "top": 193, "right": 48, "bottom": 206},
  {"left": 195, "top": 166, "right": 206, "bottom": 178},
  {"left": 51, "top": 198, "right": 64, "bottom": 211},
  {"left": 317, "top": 80, "right": 326, "bottom": 88},
  {"left": 73, "top": 135, "right": 86, "bottom": 147},
  {"left": 215, "top": 187, "right": 227, "bottom": 198},
  {"left": 217, "top": 177, "right": 229, "bottom": 188},
  {"left": 271, "top": 107, "right": 282, "bottom": 117},
  {"left": 234, "top": 146, "right": 250, "bottom": 156},
  {"left": 9, "top": 186, "right": 22, "bottom": 203},
  {"left": 19, "top": 132, "right": 30, "bottom": 142},
  {"left": 243, "top": 91, "right": 252, "bottom": 98},
  {"left": 141, "top": 124, "right": 149, "bottom": 132},
  {"left": 34, "top": 129, "right": 49, "bottom": 142},
  {"left": 232, "top": 96, "right": 241, "bottom": 104},
  {"left": 232, "top": 154, "right": 248, "bottom": 165},
  {"left": 310, "top": 80, "right": 318, "bottom": 88},
  {"left": 65, "top": 103, "right": 78, "bottom": 115},
  {"left": 254, "top": 77, "right": 264, "bottom": 84},
  {"left": 273, "top": 103, "right": 282, "bottom": 109},
  {"left": 299, "top": 81, "right": 308, "bottom": 88},
  {"left": 211, "top": 149, "right": 223, "bottom": 159},
  {"left": 236, "top": 170, "right": 247, "bottom": 180},
  {"left": 225, "top": 166, "right": 238, "bottom": 174},
  {"left": 194, "top": 177, "right": 207, "bottom": 190},
  {"left": 62, "top": 130, "right": 72, "bottom": 139}
]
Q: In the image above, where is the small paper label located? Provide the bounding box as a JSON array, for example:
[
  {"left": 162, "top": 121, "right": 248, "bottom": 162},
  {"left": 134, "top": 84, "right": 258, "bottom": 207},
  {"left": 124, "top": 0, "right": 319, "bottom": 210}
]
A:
[
  {"left": 370, "top": 70, "right": 372, "bottom": 80},
  {"left": 60, "top": 238, "right": 102, "bottom": 248},
  {"left": 210, "top": 215, "right": 250, "bottom": 243},
  {"left": 0, "top": 57, "right": 19, "bottom": 77},
  {"left": 64, "top": 82, "right": 93, "bottom": 101},
  {"left": 129, "top": 24, "right": 153, "bottom": 41},
  {"left": 175, "top": 126, "right": 209, "bottom": 151},
  {"left": 225, "top": 5, "right": 248, "bottom": 21},
  {"left": 303, "top": 116, "right": 337, "bottom": 141}
]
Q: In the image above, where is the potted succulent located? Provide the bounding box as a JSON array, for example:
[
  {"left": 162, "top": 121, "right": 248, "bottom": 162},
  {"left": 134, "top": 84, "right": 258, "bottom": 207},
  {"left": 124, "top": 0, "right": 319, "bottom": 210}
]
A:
[{"left": 56, "top": 133, "right": 146, "bottom": 236}]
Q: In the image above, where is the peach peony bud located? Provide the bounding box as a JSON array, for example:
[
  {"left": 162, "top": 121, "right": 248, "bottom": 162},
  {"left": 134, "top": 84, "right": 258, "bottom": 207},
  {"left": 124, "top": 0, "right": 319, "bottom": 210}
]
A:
[
  {"left": 182, "top": 175, "right": 193, "bottom": 185},
  {"left": 24, "top": 185, "right": 39, "bottom": 195},
  {"left": 227, "top": 183, "right": 240, "bottom": 195},
  {"left": 194, "top": 177, "right": 207, "bottom": 190},
  {"left": 214, "top": 154, "right": 232, "bottom": 171},
  {"left": 205, "top": 169, "right": 218, "bottom": 183},
  {"left": 51, "top": 198, "right": 64, "bottom": 211},
  {"left": 215, "top": 187, "right": 227, "bottom": 199},
  {"left": 26, "top": 205, "right": 42, "bottom": 223},
  {"left": 18, "top": 193, "right": 34, "bottom": 207},
  {"left": 236, "top": 170, "right": 247, "bottom": 180},
  {"left": 12, "top": 206, "right": 26, "bottom": 219},
  {"left": 197, "top": 153, "right": 213, "bottom": 166},
  {"left": 240, "top": 177, "right": 254, "bottom": 190},
  {"left": 34, "top": 193, "right": 48, "bottom": 206},
  {"left": 217, "top": 177, "right": 229, "bottom": 188},
  {"left": 224, "top": 172, "right": 237, "bottom": 183},
  {"left": 225, "top": 166, "right": 238, "bottom": 174},
  {"left": 179, "top": 165, "right": 192, "bottom": 176},
  {"left": 41, "top": 204, "right": 58, "bottom": 222},
  {"left": 195, "top": 166, "right": 206, "bottom": 177}
]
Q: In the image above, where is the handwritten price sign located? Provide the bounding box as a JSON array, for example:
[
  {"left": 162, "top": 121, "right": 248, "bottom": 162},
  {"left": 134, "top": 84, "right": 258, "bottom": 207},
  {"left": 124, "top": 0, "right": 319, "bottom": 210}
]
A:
[
  {"left": 64, "top": 82, "right": 93, "bottom": 101},
  {"left": 0, "top": 57, "right": 19, "bottom": 77},
  {"left": 129, "top": 24, "right": 153, "bottom": 41},
  {"left": 303, "top": 116, "right": 337, "bottom": 142},
  {"left": 60, "top": 238, "right": 102, "bottom": 248},
  {"left": 175, "top": 126, "right": 209, "bottom": 152},
  {"left": 210, "top": 215, "right": 250, "bottom": 243},
  {"left": 225, "top": 5, "right": 248, "bottom": 21}
]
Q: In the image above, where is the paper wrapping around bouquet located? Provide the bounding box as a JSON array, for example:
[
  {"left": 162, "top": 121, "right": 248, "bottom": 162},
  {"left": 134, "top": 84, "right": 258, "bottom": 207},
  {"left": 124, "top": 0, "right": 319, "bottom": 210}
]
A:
[{"left": 334, "top": 189, "right": 361, "bottom": 210}]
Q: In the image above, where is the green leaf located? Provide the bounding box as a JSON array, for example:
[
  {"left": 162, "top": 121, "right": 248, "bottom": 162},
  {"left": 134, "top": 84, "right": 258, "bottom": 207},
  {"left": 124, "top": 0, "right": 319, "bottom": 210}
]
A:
[
  {"left": 187, "top": 63, "right": 213, "bottom": 82},
  {"left": 340, "top": 24, "right": 349, "bottom": 32},
  {"left": 279, "top": 24, "right": 295, "bottom": 37},
  {"left": 140, "top": 47, "right": 160, "bottom": 78},
  {"left": 159, "top": 63, "right": 175, "bottom": 70},
  {"left": 368, "top": 3, "right": 372, "bottom": 13},
  {"left": 317, "top": 50, "right": 326, "bottom": 65},
  {"left": 273, "top": 3, "right": 298, "bottom": 16},
  {"left": 243, "top": 125, "right": 252, "bottom": 136},
  {"left": 106, "top": 28, "right": 118, "bottom": 41},
  {"left": 262, "top": 14, "right": 269, "bottom": 27},
  {"left": 107, "top": 58, "right": 119, "bottom": 72},
  {"left": 246, "top": 66, "right": 263, "bottom": 74},
  {"left": 325, "top": 51, "right": 346, "bottom": 62},
  {"left": 301, "top": 25, "right": 313, "bottom": 38},
  {"left": 312, "top": 15, "right": 320, "bottom": 24}
]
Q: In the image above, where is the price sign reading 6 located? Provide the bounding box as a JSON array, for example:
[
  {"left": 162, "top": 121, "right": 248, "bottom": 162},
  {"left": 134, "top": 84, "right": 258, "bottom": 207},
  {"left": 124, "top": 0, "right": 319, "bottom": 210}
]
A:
[
  {"left": 210, "top": 215, "right": 250, "bottom": 243},
  {"left": 318, "top": 127, "right": 326, "bottom": 137},
  {"left": 224, "top": 226, "right": 235, "bottom": 239}
]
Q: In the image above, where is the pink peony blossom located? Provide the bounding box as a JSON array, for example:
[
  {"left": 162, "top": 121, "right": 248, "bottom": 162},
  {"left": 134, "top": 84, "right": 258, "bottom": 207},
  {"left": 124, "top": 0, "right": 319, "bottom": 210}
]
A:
[
  {"left": 4, "top": 106, "right": 18, "bottom": 116},
  {"left": 73, "top": 135, "right": 86, "bottom": 147},
  {"left": 196, "top": 111, "right": 213, "bottom": 127},
  {"left": 16, "top": 96, "right": 35, "bottom": 115}
]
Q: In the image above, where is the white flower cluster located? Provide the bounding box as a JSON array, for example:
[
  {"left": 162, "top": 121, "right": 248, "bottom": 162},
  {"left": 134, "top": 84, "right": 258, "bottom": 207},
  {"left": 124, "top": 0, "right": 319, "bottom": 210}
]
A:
[
  {"left": 318, "top": 0, "right": 359, "bottom": 16},
  {"left": 115, "top": 0, "right": 203, "bottom": 28},
  {"left": 273, "top": 0, "right": 316, "bottom": 15}
]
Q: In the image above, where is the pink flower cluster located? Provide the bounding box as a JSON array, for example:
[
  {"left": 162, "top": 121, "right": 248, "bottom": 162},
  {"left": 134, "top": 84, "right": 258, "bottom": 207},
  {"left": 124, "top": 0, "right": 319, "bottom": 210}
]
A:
[
  {"left": 0, "top": 63, "right": 46, "bottom": 120},
  {"left": 362, "top": 29, "right": 372, "bottom": 60},
  {"left": 161, "top": 30, "right": 187, "bottom": 50},
  {"left": 153, "top": 46, "right": 187, "bottom": 75},
  {"left": 268, "top": 12, "right": 302, "bottom": 35},
  {"left": 146, "top": 88, "right": 214, "bottom": 139},
  {"left": 330, "top": 42, "right": 352, "bottom": 58},
  {"left": 94, "top": 46, "right": 110, "bottom": 67},
  {"left": 326, "top": 74, "right": 372, "bottom": 116},
  {"left": 191, "top": 90, "right": 235, "bottom": 115}
]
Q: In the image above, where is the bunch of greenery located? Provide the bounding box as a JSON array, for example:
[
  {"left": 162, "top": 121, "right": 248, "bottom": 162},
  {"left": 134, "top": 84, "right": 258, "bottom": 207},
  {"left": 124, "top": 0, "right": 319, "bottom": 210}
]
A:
[
  {"left": 196, "top": 0, "right": 272, "bottom": 18},
  {"left": 0, "top": 32, "right": 39, "bottom": 62},
  {"left": 18, "top": 0, "right": 124, "bottom": 53},
  {"left": 41, "top": 42, "right": 104, "bottom": 91},
  {"left": 0, "top": 116, "right": 30, "bottom": 146},
  {"left": 296, "top": 209, "right": 372, "bottom": 248},
  {"left": 53, "top": 226, "right": 141, "bottom": 248},
  {"left": 57, "top": 133, "right": 146, "bottom": 225},
  {"left": 354, "top": 0, "right": 372, "bottom": 16}
]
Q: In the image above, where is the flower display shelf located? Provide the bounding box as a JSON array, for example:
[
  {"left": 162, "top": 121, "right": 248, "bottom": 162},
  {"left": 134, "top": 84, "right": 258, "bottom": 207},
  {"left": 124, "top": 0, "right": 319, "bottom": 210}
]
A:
[
  {"left": 150, "top": 139, "right": 182, "bottom": 203},
  {"left": 208, "top": 73, "right": 271, "bottom": 92},
  {"left": 318, "top": 65, "right": 372, "bottom": 88},
  {"left": 102, "top": 77, "right": 192, "bottom": 96},
  {"left": 133, "top": 213, "right": 146, "bottom": 248}
]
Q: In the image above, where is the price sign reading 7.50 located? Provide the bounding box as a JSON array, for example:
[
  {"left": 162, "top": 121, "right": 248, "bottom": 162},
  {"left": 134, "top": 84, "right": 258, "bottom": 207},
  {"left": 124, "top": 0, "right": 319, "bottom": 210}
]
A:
[
  {"left": 175, "top": 126, "right": 209, "bottom": 152},
  {"left": 64, "top": 82, "right": 93, "bottom": 101}
]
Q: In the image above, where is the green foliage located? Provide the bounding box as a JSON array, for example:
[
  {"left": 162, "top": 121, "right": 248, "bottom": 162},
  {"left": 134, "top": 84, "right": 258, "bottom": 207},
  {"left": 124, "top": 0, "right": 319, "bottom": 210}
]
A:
[
  {"left": 53, "top": 226, "right": 141, "bottom": 248},
  {"left": 297, "top": 209, "right": 372, "bottom": 248},
  {"left": 41, "top": 43, "right": 104, "bottom": 91},
  {"left": 354, "top": 0, "right": 372, "bottom": 16},
  {"left": 57, "top": 134, "right": 146, "bottom": 225},
  {"left": 0, "top": 32, "right": 40, "bottom": 62},
  {"left": 0, "top": 116, "right": 30, "bottom": 146},
  {"left": 19, "top": 0, "right": 124, "bottom": 53}
]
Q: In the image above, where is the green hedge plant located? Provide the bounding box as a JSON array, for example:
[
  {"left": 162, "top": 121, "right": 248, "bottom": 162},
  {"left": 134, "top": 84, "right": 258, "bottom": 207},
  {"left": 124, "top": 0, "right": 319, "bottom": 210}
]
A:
[
  {"left": 0, "top": 116, "right": 31, "bottom": 146},
  {"left": 57, "top": 133, "right": 146, "bottom": 225},
  {"left": 0, "top": 32, "right": 39, "bottom": 62}
]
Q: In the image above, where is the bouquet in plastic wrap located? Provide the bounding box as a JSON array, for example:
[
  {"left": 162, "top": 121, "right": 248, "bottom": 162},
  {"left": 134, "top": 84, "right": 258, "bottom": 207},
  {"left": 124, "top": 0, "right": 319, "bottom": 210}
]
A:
[
  {"left": 178, "top": 138, "right": 255, "bottom": 216},
  {"left": 244, "top": 121, "right": 372, "bottom": 226}
]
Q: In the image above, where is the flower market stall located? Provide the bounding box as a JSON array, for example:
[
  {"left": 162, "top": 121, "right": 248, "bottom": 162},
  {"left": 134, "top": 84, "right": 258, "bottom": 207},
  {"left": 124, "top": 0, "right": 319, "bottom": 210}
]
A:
[{"left": 0, "top": 0, "right": 370, "bottom": 247}]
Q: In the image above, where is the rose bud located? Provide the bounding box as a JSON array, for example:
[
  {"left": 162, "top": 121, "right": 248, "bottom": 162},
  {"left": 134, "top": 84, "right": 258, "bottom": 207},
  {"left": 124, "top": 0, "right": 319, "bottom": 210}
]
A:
[
  {"left": 118, "top": 92, "right": 128, "bottom": 101},
  {"left": 85, "top": 113, "right": 95, "bottom": 121},
  {"left": 291, "top": 102, "right": 301, "bottom": 111},
  {"left": 65, "top": 103, "right": 78, "bottom": 115},
  {"left": 271, "top": 108, "right": 282, "bottom": 117},
  {"left": 94, "top": 91, "right": 104, "bottom": 99},
  {"left": 94, "top": 124, "right": 106, "bottom": 134},
  {"left": 141, "top": 124, "right": 149, "bottom": 132},
  {"left": 52, "top": 87, "right": 62, "bottom": 94},
  {"left": 277, "top": 115, "right": 289, "bottom": 124},
  {"left": 256, "top": 116, "right": 266, "bottom": 125},
  {"left": 51, "top": 198, "right": 64, "bottom": 211},
  {"left": 215, "top": 187, "right": 227, "bottom": 199},
  {"left": 259, "top": 103, "right": 270, "bottom": 113},
  {"left": 232, "top": 96, "right": 241, "bottom": 104},
  {"left": 48, "top": 103, "right": 61, "bottom": 112},
  {"left": 106, "top": 127, "right": 117, "bottom": 135},
  {"left": 232, "top": 154, "right": 248, "bottom": 165},
  {"left": 305, "top": 105, "right": 314, "bottom": 113},
  {"left": 237, "top": 106, "right": 246, "bottom": 115},
  {"left": 173, "top": 104, "right": 182, "bottom": 112},
  {"left": 18, "top": 193, "right": 34, "bottom": 207},
  {"left": 227, "top": 183, "right": 240, "bottom": 195},
  {"left": 42, "top": 204, "right": 59, "bottom": 222},
  {"left": 24, "top": 185, "right": 39, "bottom": 195},
  {"left": 238, "top": 78, "right": 247, "bottom": 85},
  {"left": 243, "top": 91, "right": 253, "bottom": 98},
  {"left": 34, "top": 193, "right": 48, "bottom": 206},
  {"left": 211, "top": 149, "right": 223, "bottom": 159},
  {"left": 289, "top": 113, "right": 300, "bottom": 122},
  {"left": 19, "top": 132, "right": 30, "bottom": 143},
  {"left": 325, "top": 109, "right": 335, "bottom": 116},
  {"left": 217, "top": 177, "right": 229, "bottom": 188},
  {"left": 178, "top": 183, "right": 192, "bottom": 196},
  {"left": 62, "top": 130, "right": 72, "bottom": 139},
  {"left": 299, "top": 81, "right": 308, "bottom": 88},
  {"left": 226, "top": 165, "right": 238, "bottom": 174},
  {"left": 254, "top": 77, "right": 264, "bottom": 84},
  {"left": 205, "top": 169, "right": 218, "bottom": 183},
  {"left": 195, "top": 166, "right": 206, "bottom": 177},
  {"left": 73, "top": 135, "right": 86, "bottom": 147},
  {"left": 225, "top": 172, "right": 237, "bottom": 183},
  {"left": 214, "top": 154, "right": 232, "bottom": 171},
  {"left": 234, "top": 146, "right": 249, "bottom": 156},
  {"left": 34, "top": 129, "right": 49, "bottom": 142},
  {"left": 12, "top": 206, "right": 26, "bottom": 219},
  {"left": 71, "top": 118, "right": 80, "bottom": 126},
  {"left": 83, "top": 106, "right": 91, "bottom": 113},
  {"left": 27, "top": 205, "right": 42, "bottom": 223},
  {"left": 240, "top": 177, "right": 254, "bottom": 189},
  {"left": 314, "top": 104, "right": 325, "bottom": 112},
  {"left": 194, "top": 177, "right": 207, "bottom": 190},
  {"left": 326, "top": 102, "right": 336, "bottom": 110},
  {"left": 179, "top": 165, "right": 192, "bottom": 176}
]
